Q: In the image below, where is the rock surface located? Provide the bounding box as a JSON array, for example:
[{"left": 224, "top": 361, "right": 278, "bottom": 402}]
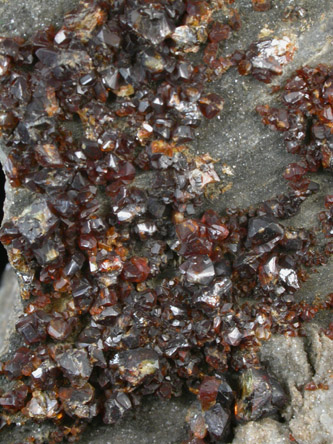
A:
[
  {"left": 0, "top": 265, "right": 21, "bottom": 356},
  {"left": 0, "top": 0, "right": 332, "bottom": 443},
  {"left": 260, "top": 335, "right": 312, "bottom": 388},
  {"left": 232, "top": 418, "right": 291, "bottom": 444},
  {"left": 289, "top": 384, "right": 333, "bottom": 444},
  {"left": 288, "top": 326, "right": 333, "bottom": 444}
]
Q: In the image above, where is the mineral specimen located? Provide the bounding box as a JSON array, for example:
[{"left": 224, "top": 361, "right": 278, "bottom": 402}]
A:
[{"left": 0, "top": 0, "right": 331, "bottom": 443}]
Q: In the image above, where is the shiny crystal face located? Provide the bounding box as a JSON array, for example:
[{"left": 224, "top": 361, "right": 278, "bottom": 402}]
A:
[{"left": 0, "top": 0, "right": 332, "bottom": 443}]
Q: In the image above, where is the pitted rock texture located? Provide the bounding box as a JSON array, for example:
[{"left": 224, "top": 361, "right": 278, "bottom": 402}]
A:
[
  {"left": 232, "top": 418, "right": 291, "bottom": 444},
  {"left": 260, "top": 335, "right": 312, "bottom": 388}
]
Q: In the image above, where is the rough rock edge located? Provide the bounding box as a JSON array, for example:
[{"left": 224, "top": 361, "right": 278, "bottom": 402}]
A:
[{"left": 233, "top": 327, "right": 333, "bottom": 444}]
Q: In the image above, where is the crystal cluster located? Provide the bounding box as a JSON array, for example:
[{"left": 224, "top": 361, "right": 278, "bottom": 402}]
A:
[
  {"left": 258, "top": 65, "right": 333, "bottom": 252},
  {"left": 258, "top": 65, "right": 333, "bottom": 170},
  {"left": 0, "top": 1, "right": 331, "bottom": 443},
  {"left": 235, "top": 36, "right": 296, "bottom": 83}
]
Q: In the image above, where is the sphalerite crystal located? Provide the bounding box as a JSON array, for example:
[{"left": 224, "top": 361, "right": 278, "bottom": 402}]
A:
[{"left": 0, "top": 1, "right": 331, "bottom": 443}]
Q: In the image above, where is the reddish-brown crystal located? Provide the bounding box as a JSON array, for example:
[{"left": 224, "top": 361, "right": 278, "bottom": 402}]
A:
[
  {"left": 209, "top": 23, "right": 231, "bottom": 43},
  {"left": 199, "top": 94, "right": 224, "bottom": 119},
  {"left": 121, "top": 257, "right": 150, "bottom": 283},
  {"left": 198, "top": 376, "right": 221, "bottom": 410},
  {"left": 252, "top": 0, "right": 271, "bottom": 12}
]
